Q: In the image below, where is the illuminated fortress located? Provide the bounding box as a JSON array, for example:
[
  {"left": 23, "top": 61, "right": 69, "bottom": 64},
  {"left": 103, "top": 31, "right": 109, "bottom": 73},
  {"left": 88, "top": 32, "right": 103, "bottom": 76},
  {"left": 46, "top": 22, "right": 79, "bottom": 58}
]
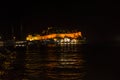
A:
[
  {"left": 26, "top": 27, "right": 85, "bottom": 44},
  {"left": 26, "top": 32, "right": 81, "bottom": 41}
]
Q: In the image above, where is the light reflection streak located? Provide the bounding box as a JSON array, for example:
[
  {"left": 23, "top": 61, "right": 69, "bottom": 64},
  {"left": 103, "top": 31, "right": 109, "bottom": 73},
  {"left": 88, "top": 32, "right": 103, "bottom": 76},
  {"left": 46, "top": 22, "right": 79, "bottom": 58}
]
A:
[{"left": 0, "top": 44, "right": 86, "bottom": 80}]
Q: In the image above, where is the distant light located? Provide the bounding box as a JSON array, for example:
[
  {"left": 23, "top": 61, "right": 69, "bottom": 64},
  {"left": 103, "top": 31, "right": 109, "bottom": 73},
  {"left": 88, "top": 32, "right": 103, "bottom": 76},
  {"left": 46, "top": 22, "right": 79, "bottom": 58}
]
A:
[
  {"left": 60, "top": 39, "right": 64, "bottom": 42},
  {"left": 71, "top": 39, "right": 77, "bottom": 43},
  {"left": 54, "top": 38, "right": 57, "bottom": 41},
  {"left": 64, "top": 38, "right": 70, "bottom": 42}
]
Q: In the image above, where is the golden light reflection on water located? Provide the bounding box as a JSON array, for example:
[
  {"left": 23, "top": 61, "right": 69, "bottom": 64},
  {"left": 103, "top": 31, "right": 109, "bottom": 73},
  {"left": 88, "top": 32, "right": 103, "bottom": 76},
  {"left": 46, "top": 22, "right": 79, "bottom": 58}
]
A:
[
  {"left": 0, "top": 44, "right": 86, "bottom": 80},
  {"left": 0, "top": 51, "right": 17, "bottom": 79},
  {"left": 24, "top": 44, "right": 86, "bottom": 80}
]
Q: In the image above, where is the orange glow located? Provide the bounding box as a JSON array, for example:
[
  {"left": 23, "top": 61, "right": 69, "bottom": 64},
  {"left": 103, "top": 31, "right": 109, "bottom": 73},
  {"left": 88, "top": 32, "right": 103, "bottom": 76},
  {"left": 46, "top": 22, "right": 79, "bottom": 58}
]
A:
[{"left": 26, "top": 32, "right": 82, "bottom": 41}]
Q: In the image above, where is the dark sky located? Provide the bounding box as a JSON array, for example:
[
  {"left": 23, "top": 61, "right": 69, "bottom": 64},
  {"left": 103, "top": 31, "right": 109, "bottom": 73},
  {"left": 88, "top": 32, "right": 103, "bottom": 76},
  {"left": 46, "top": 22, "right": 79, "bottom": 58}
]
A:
[{"left": 0, "top": 3, "right": 119, "bottom": 44}]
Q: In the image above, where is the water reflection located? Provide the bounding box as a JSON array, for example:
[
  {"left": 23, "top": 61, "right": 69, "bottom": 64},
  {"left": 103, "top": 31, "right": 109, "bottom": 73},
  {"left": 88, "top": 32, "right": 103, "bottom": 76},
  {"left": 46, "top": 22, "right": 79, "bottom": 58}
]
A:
[
  {"left": 24, "top": 44, "right": 86, "bottom": 80},
  {"left": 0, "top": 44, "right": 86, "bottom": 80}
]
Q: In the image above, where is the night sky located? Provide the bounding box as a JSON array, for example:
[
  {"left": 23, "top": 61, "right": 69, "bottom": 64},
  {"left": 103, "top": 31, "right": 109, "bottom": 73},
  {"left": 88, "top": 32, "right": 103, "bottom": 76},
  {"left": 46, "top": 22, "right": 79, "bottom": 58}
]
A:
[{"left": 0, "top": 3, "right": 119, "bottom": 45}]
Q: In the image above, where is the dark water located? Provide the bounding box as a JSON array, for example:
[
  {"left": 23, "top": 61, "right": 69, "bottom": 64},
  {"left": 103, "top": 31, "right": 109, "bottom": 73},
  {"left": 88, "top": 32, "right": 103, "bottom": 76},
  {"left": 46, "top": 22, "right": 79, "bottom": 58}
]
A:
[
  {"left": 85, "top": 44, "right": 120, "bottom": 80},
  {"left": 0, "top": 44, "right": 87, "bottom": 80}
]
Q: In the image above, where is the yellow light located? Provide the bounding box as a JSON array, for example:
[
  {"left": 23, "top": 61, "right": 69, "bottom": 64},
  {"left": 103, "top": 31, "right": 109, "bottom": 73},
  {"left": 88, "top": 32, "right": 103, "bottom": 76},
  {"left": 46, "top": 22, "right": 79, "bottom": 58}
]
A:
[
  {"left": 64, "top": 38, "right": 70, "bottom": 42},
  {"left": 26, "top": 31, "right": 82, "bottom": 41},
  {"left": 71, "top": 39, "right": 77, "bottom": 43},
  {"left": 54, "top": 38, "right": 57, "bottom": 41}
]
